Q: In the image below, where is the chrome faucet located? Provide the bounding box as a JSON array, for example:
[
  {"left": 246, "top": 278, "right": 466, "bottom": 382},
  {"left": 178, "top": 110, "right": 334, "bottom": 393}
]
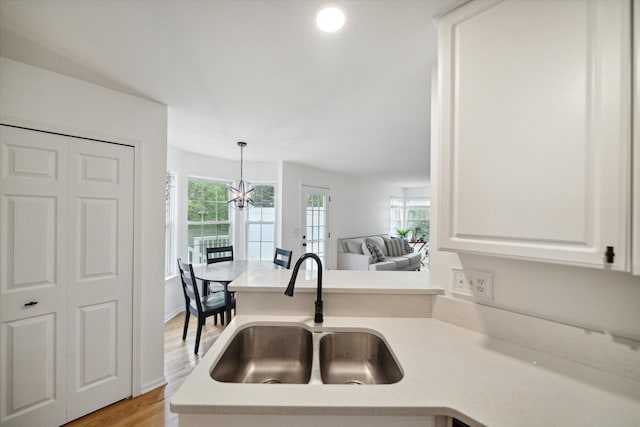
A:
[{"left": 284, "top": 253, "right": 323, "bottom": 323}]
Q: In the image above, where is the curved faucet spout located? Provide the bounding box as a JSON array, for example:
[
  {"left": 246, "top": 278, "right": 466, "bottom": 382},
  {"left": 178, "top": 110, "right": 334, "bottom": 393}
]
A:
[{"left": 284, "top": 253, "right": 323, "bottom": 323}]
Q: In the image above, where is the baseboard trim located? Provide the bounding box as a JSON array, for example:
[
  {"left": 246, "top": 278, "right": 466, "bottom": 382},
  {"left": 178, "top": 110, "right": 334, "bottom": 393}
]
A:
[
  {"left": 140, "top": 376, "right": 167, "bottom": 395},
  {"left": 165, "top": 307, "right": 184, "bottom": 324}
]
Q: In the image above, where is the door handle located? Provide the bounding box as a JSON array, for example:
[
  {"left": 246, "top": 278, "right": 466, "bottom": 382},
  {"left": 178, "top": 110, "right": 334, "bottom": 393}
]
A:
[{"left": 24, "top": 301, "right": 38, "bottom": 307}]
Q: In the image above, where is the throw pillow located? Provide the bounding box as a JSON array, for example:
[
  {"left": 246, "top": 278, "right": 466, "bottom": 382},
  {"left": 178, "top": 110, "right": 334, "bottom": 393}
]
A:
[
  {"left": 366, "top": 236, "right": 388, "bottom": 256},
  {"left": 384, "top": 237, "right": 404, "bottom": 257},
  {"left": 370, "top": 244, "right": 386, "bottom": 261},
  {"left": 346, "top": 239, "right": 364, "bottom": 254},
  {"left": 362, "top": 242, "right": 378, "bottom": 263}
]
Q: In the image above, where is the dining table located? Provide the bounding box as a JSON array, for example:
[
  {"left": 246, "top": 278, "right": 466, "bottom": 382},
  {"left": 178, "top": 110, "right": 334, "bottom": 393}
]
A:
[{"left": 193, "top": 260, "right": 279, "bottom": 296}]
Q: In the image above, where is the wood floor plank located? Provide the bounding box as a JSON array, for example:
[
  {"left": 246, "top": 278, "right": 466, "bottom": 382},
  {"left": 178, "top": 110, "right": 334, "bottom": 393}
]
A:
[{"left": 63, "top": 313, "right": 223, "bottom": 427}]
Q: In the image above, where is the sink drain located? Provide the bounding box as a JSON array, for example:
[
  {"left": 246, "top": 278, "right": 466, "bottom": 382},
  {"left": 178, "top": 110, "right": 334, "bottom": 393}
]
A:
[
  {"left": 344, "top": 380, "right": 364, "bottom": 385},
  {"left": 262, "top": 378, "right": 282, "bottom": 384}
]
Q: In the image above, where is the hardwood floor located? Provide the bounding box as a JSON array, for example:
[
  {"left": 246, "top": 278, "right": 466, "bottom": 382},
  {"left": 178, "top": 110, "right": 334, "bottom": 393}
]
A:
[{"left": 63, "top": 313, "right": 224, "bottom": 427}]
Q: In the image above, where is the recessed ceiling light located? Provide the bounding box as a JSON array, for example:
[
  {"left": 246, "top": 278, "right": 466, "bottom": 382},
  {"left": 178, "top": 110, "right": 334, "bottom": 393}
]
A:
[{"left": 315, "top": 5, "right": 346, "bottom": 33}]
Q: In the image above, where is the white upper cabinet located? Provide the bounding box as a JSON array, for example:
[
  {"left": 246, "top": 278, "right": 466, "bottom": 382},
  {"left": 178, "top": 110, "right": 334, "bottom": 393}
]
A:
[{"left": 436, "top": 0, "right": 632, "bottom": 271}]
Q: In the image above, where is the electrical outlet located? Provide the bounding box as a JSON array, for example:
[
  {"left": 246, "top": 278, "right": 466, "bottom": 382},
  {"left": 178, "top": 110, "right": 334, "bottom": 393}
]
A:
[{"left": 452, "top": 268, "right": 493, "bottom": 301}]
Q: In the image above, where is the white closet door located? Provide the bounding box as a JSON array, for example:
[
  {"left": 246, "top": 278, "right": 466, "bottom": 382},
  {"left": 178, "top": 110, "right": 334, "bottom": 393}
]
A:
[
  {"left": 0, "top": 125, "right": 134, "bottom": 425},
  {"left": 65, "top": 140, "right": 133, "bottom": 420},
  {"left": 0, "top": 126, "right": 68, "bottom": 426}
]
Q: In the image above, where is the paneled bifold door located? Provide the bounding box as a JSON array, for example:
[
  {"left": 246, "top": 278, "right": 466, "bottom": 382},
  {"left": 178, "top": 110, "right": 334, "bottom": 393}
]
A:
[{"left": 0, "top": 125, "right": 133, "bottom": 426}]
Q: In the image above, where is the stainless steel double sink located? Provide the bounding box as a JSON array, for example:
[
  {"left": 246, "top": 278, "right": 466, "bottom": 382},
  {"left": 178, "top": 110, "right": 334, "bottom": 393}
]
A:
[{"left": 211, "top": 324, "right": 403, "bottom": 385}]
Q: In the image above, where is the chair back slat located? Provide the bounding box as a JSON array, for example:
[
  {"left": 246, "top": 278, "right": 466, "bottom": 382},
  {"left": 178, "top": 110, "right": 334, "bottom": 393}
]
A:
[
  {"left": 178, "top": 258, "right": 203, "bottom": 313},
  {"left": 206, "top": 246, "right": 234, "bottom": 264},
  {"left": 273, "top": 248, "right": 293, "bottom": 269},
  {"left": 183, "top": 277, "right": 198, "bottom": 302}
]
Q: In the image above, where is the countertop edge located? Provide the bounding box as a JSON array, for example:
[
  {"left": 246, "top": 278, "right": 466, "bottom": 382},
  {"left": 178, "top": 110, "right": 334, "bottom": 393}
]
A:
[
  {"left": 227, "top": 285, "right": 445, "bottom": 295},
  {"left": 169, "top": 403, "right": 459, "bottom": 417}
]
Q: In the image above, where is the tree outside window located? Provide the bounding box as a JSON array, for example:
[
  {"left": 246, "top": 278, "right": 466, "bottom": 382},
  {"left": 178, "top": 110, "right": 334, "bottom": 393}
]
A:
[
  {"left": 187, "top": 178, "right": 231, "bottom": 264},
  {"left": 390, "top": 197, "right": 430, "bottom": 264},
  {"left": 406, "top": 199, "right": 430, "bottom": 242}
]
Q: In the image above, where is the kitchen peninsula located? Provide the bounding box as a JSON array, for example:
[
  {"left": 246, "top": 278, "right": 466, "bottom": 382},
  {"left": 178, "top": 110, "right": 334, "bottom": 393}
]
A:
[{"left": 171, "top": 270, "right": 640, "bottom": 426}]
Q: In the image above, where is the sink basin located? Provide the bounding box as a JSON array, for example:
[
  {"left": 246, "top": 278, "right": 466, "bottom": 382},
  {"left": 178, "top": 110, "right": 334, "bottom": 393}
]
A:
[
  {"left": 211, "top": 325, "right": 313, "bottom": 384},
  {"left": 319, "top": 331, "right": 403, "bottom": 385},
  {"left": 211, "top": 324, "right": 402, "bottom": 385}
]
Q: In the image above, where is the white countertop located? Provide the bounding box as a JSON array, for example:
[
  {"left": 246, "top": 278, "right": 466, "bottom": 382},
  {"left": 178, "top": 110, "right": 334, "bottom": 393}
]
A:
[
  {"left": 230, "top": 269, "right": 442, "bottom": 295},
  {"left": 171, "top": 315, "right": 640, "bottom": 426}
]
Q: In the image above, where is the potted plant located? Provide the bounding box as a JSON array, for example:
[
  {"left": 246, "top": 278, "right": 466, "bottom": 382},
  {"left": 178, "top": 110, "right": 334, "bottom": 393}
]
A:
[
  {"left": 395, "top": 228, "right": 410, "bottom": 239},
  {"left": 395, "top": 228, "right": 412, "bottom": 254}
]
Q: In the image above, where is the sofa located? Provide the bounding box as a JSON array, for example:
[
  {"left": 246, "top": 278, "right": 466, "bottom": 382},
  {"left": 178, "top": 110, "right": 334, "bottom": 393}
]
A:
[{"left": 337, "top": 234, "right": 421, "bottom": 271}]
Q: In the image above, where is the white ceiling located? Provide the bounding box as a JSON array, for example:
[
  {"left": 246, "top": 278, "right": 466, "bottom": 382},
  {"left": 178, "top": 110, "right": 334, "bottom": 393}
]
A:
[{"left": 0, "top": 0, "right": 458, "bottom": 188}]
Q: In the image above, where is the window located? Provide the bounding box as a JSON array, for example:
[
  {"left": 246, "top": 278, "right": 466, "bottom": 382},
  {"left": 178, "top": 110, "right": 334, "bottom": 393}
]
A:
[
  {"left": 391, "top": 197, "right": 430, "bottom": 264},
  {"left": 390, "top": 197, "right": 404, "bottom": 235},
  {"left": 246, "top": 184, "right": 276, "bottom": 260},
  {"left": 187, "top": 178, "right": 231, "bottom": 264},
  {"left": 406, "top": 199, "right": 430, "bottom": 242},
  {"left": 165, "top": 171, "right": 176, "bottom": 277},
  {"left": 390, "top": 197, "right": 430, "bottom": 242}
]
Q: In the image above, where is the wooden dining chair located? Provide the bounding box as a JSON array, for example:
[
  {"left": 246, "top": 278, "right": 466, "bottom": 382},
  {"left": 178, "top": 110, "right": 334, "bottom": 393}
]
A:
[
  {"left": 204, "top": 246, "right": 236, "bottom": 320},
  {"left": 273, "top": 248, "right": 293, "bottom": 269},
  {"left": 202, "top": 245, "right": 234, "bottom": 296},
  {"left": 177, "top": 258, "right": 229, "bottom": 353}
]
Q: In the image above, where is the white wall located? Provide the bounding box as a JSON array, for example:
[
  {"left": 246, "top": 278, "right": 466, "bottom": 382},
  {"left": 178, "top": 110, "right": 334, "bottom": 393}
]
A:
[
  {"left": 404, "top": 186, "right": 431, "bottom": 199},
  {"left": 280, "top": 161, "right": 404, "bottom": 270},
  {"left": 0, "top": 57, "right": 168, "bottom": 393}
]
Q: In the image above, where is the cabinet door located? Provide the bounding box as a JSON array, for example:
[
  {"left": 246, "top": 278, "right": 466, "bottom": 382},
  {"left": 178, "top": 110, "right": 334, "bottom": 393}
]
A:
[{"left": 436, "top": 0, "right": 631, "bottom": 270}]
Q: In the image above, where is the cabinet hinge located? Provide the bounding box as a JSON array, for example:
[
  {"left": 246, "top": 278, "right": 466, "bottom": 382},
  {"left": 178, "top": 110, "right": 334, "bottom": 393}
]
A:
[{"left": 605, "top": 246, "right": 615, "bottom": 264}]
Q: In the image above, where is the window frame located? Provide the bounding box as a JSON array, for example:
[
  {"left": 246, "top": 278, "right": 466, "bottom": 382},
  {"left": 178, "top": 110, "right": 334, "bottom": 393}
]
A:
[
  {"left": 187, "top": 176, "right": 233, "bottom": 265},
  {"left": 390, "top": 197, "right": 431, "bottom": 242},
  {"left": 405, "top": 198, "right": 431, "bottom": 242},
  {"left": 390, "top": 196, "right": 404, "bottom": 235},
  {"left": 165, "top": 171, "right": 176, "bottom": 278},
  {"left": 245, "top": 182, "right": 277, "bottom": 261}
]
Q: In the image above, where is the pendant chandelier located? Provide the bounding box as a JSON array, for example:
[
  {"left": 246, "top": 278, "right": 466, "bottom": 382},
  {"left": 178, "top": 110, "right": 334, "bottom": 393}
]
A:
[{"left": 228, "top": 141, "right": 254, "bottom": 210}]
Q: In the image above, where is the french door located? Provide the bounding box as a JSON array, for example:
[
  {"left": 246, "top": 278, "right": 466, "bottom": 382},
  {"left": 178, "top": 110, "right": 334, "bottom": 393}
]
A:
[
  {"left": 301, "top": 186, "right": 330, "bottom": 270},
  {"left": 0, "top": 125, "right": 133, "bottom": 426}
]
